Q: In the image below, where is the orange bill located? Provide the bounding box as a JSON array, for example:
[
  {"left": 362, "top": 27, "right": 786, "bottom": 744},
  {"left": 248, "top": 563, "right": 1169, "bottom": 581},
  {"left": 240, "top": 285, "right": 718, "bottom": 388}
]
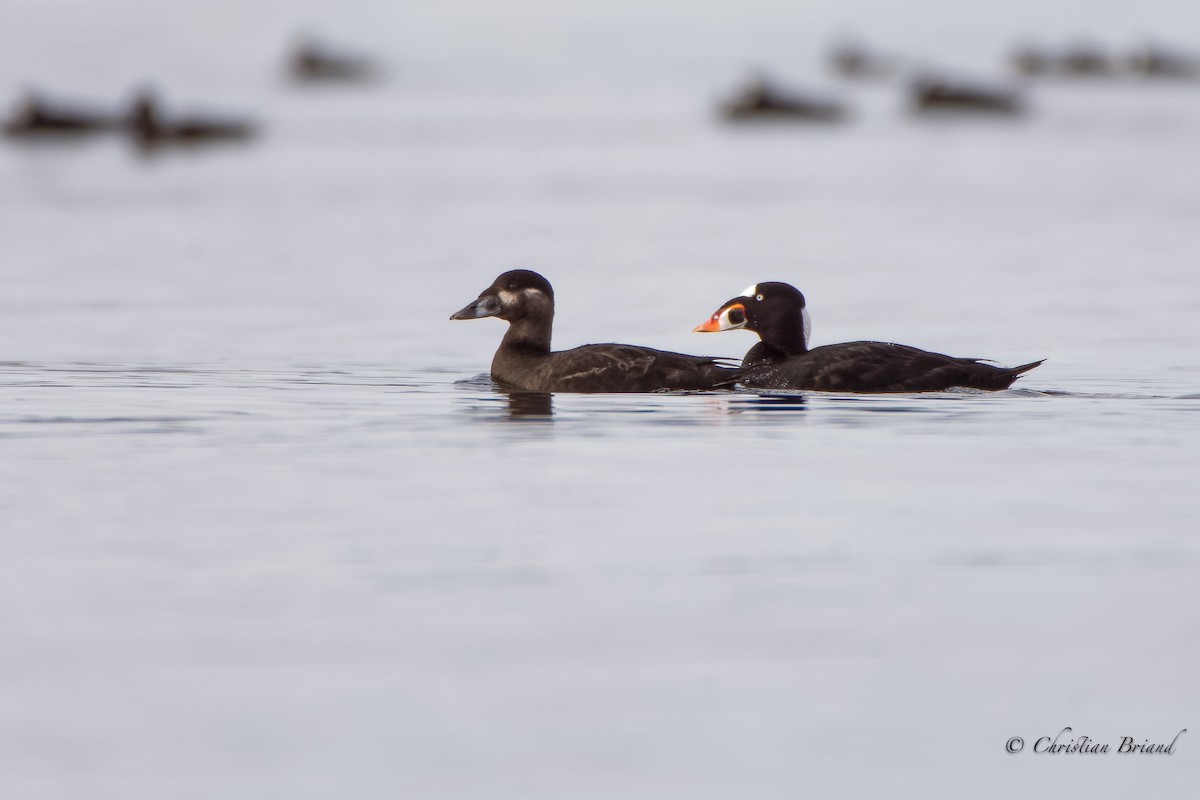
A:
[{"left": 693, "top": 302, "right": 745, "bottom": 333}]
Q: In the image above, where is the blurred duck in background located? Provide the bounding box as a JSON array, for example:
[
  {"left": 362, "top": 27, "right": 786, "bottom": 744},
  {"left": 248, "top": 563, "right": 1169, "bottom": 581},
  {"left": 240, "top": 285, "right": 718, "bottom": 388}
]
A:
[
  {"left": 1011, "top": 40, "right": 1119, "bottom": 77},
  {"left": 910, "top": 73, "right": 1024, "bottom": 115},
  {"left": 1127, "top": 41, "right": 1200, "bottom": 79},
  {"left": 288, "top": 36, "right": 379, "bottom": 84},
  {"left": 828, "top": 37, "right": 901, "bottom": 79},
  {"left": 1007, "top": 38, "right": 1199, "bottom": 79},
  {"left": 126, "top": 88, "right": 257, "bottom": 149},
  {"left": 1010, "top": 43, "right": 1050, "bottom": 77},
  {"left": 721, "top": 73, "right": 848, "bottom": 122},
  {"left": 3, "top": 89, "right": 119, "bottom": 138}
]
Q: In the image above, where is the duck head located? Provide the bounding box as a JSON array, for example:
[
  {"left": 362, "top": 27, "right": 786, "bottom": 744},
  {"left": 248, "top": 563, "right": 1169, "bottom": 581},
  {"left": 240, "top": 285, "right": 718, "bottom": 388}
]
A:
[
  {"left": 694, "top": 281, "right": 811, "bottom": 354},
  {"left": 450, "top": 269, "right": 555, "bottom": 322}
]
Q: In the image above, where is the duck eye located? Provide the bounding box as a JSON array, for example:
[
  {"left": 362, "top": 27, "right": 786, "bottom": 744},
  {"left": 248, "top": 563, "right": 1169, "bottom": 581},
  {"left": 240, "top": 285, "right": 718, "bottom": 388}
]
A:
[
  {"left": 755, "top": 294, "right": 764, "bottom": 302},
  {"left": 507, "top": 283, "right": 518, "bottom": 291}
]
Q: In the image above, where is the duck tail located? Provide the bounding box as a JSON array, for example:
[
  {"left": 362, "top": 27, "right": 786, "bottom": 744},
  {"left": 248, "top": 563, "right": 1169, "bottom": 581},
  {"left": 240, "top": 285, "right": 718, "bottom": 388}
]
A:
[
  {"left": 1000, "top": 358, "right": 1045, "bottom": 387},
  {"left": 1010, "top": 359, "right": 1045, "bottom": 376}
]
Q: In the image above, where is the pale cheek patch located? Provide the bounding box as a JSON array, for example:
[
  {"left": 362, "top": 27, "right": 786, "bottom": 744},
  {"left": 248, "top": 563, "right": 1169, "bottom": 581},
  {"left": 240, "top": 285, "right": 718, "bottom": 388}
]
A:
[{"left": 497, "top": 287, "right": 547, "bottom": 311}]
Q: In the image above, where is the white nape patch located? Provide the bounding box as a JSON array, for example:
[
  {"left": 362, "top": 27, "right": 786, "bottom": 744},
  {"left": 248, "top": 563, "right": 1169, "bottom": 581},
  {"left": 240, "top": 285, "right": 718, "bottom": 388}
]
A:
[
  {"left": 740, "top": 284, "right": 758, "bottom": 298},
  {"left": 802, "top": 307, "right": 812, "bottom": 344}
]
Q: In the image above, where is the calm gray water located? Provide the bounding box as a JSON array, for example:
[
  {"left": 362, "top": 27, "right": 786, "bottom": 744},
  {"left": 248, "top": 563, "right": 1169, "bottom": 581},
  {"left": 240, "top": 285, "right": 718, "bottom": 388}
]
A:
[{"left": 2, "top": 1, "right": 1199, "bottom": 798}]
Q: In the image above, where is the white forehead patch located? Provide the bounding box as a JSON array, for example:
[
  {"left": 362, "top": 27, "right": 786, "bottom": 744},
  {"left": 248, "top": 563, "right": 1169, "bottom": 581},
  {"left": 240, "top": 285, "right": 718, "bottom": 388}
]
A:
[
  {"left": 740, "top": 284, "right": 758, "bottom": 298},
  {"left": 802, "top": 307, "right": 812, "bottom": 344}
]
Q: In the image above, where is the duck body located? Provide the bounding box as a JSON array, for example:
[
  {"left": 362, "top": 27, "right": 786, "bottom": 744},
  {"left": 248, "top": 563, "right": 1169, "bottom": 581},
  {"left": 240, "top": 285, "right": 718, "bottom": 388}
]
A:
[
  {"left": 452, "top": 269, "right": 737, "bottom": 393},
  {"left": 739, "top": 340, "right": 1041, "bottom": 393},
  {"left": 491, "top": 341, "right": 735, "bottom": 393},
  {"left": 696, "top": 282, "right": 1042, "bottom": 393}
]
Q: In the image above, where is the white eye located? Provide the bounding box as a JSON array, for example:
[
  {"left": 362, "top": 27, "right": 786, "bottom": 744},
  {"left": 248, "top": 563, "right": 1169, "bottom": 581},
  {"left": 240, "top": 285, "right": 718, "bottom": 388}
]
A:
[{"left": 755, "top": 294, "right": 764, "bottom": 301}]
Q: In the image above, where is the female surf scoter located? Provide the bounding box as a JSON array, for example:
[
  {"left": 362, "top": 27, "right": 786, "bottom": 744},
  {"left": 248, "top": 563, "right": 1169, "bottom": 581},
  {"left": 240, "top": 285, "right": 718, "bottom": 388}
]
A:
[
  {"left": 694, "top": 281, "right": 1042, "bottom": 392},
  {"left": 451, "top": 269, "right": 737, "bottom": 393}
]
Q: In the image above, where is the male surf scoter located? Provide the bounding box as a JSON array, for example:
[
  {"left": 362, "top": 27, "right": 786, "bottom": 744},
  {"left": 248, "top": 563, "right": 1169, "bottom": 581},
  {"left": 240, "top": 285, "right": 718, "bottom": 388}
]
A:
[
  {"left": 451, "top": 269, "right": 738, "bottom": 393},
  {"left": 694, "top": 282, "right": 1042, "bottom": 392}
]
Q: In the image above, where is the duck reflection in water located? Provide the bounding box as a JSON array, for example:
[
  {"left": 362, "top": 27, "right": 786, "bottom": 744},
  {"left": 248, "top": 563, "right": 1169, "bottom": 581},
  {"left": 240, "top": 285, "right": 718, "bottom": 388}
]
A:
[
  {"left": 741, "top": 393, "right": 808, "bottom": 411},
  {"left": 503, "top": 390, "right": 554, "bottom": 419},
  {"left": 498, "top": 389, "right": 804, "bottom": 420},
  {"left": 711, "top": 392, "right": 808, "bottom": 417}
]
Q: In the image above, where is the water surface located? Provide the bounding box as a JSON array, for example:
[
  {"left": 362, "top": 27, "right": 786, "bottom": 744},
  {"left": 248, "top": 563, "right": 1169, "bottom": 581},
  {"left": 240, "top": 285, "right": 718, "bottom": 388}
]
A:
[{"left": 2, "top": 0, "right": 1199, "bottom": 797}]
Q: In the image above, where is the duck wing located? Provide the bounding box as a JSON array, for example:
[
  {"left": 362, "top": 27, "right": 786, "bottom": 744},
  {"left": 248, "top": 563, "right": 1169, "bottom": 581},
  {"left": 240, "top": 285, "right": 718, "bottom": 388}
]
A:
[
  {"left": 745, "top": 341, "right": 1041, "bottom": 392},
  {"left": 537, "top": 344, "right": 738, "bottom": 393}
]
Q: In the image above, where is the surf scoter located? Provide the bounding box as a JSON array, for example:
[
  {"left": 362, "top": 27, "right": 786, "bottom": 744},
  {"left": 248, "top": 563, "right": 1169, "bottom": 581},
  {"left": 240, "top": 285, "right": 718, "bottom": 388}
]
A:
[
  {"left": 288, "top": 37, "right": 378, "bottom": 83},
  {"left": 829, "top": 38, "right": 900, "bottom": 79},
  {"left": 1128, "top": 42, "right": 1200, "bottom": 79},
  {"left": 721, "top": 74, "right": 848, "bottom": 122},
  {"left": 3, "top": 91, "right": 118, "bottom": 137},
  {"left": 694, "top": 282, "right": 1042, "bottom": 392},
  {"left": 910, "top": 74, "right": 1024, "bottom": 115},
  {"left": 1011, "top": 42, "right": 1119, "bottom": 77},
  {"left": 450, "top": 270, "right": 738, "bottom": 393},
  {"left": 126, "top": 89, "right": 256, "bottom": 148}
]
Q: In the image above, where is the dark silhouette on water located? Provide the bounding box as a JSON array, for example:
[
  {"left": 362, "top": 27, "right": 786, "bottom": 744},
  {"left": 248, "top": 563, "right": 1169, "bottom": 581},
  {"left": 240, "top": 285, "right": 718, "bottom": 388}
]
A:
[
  {"left": 1011, "top": 41, "right": 1118, "bottom": 77},
  {"left": 450, "top": 269, "right": 738, "bottom": 393},
  {"left": 3, "top": 90, "right": 119, "bottom": 138},
  {"left": 1128, "top": 42, "right": 1200, "bottom": 79},
  {"left": 828, "top": 38, "right": 899, "bottom": 79},
  {"left": 504, "top": 391, "right": 554, "bottom": 418},
  {"left": 721, "top": 74, "right": 848, "bottom": 122},
  {"left": 695, "top": 281, "right": 1043, "bottom": 392},
  {"left": 1060, "top": 42, "right": 1118, "bottom": 76},
  {"left": 1012, "top": 39, "right": 1200, "bottom": 80},
  {"left": 126, "top": 89, "right": 257, "bottom": 149},
  {"left": 288, "top": 37, "right": 378, "bottom": 83},
  {"left": 911, "top": 74, "right": 1024, "bottom": 115},
  {"left": 1011, "top": 44, "right": 1051, "bottom": 77}
]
